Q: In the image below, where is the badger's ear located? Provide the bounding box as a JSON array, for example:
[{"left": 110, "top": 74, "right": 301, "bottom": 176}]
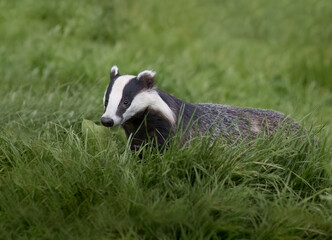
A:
[
  {"left": 110, "top": 65, "right": 119, "bottom": 80},
  {"left": 137, "top": 70, "right": 156, "bottom": 88}
]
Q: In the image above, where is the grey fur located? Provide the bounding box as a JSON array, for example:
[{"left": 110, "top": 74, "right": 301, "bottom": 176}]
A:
[{"left": 189, "top": 103, "right": 295, "bottom": 141}]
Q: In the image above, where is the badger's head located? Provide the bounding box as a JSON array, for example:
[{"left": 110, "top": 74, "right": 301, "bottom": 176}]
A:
[{"left": 101, "top": 66, "right": 176, "bottom": 127}]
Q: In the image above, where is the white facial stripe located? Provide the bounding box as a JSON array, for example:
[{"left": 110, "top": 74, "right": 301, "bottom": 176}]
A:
[
  {"left": 123, "top": 90, "right": 176, "bottom": 126},
  {"left": 102, "top": 75, "right": 135, "bottom": 125}
]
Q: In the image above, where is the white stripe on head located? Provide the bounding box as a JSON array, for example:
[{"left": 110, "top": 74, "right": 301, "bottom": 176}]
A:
[
  {"left": 102, "top": 75, "right": 135, "bottom": 125},
  {"left": 123, "top": 90, "right": 176, "bottom": 126}
]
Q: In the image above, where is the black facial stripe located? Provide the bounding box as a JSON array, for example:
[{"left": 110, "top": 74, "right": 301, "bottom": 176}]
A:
[
  {"left": 116, "top": 77, "right": 146, "bottom": 118},
  {"left": 104, "top": 74, "right": 120, "bottom": 107}
]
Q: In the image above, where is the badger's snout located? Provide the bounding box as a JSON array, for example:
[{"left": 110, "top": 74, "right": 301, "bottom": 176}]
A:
[{"left": 101, "top": 117, "right": 114, "bottom": 127}]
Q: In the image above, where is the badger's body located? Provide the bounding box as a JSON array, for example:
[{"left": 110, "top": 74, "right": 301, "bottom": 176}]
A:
[{"left": 101, "top": 66, "right": 296, "bottom": 151}]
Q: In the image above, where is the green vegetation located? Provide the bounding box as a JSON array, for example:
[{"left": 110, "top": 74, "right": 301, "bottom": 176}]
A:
[{"left": 1, "top": 0, "right": 331, "bottom": 239}]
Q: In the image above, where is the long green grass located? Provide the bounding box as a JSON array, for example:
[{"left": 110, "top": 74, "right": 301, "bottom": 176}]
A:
[{"left": 1, "top": 0, "right": 332, "bottom": 239}]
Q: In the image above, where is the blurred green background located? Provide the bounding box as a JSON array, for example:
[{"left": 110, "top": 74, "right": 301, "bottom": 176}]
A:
[
  {"left": 1, "top": 0, "right": 331, "bottom": 130},
  {"left": 1, "top": 0, "right": 332, "bottom": 239}
]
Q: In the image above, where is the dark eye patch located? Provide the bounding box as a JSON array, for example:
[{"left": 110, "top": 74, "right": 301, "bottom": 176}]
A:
[
  {"left": 116, "top": 77, "right": 146, "bottom": 117},
  {"left": 123, "top": 98, "right": 129, "bottom": 105},
  {"left": 104, "top": 99, "right": 109, "bottom": 107},
  {"left": 122, "top": 78, "right": 144, "bottom": 101}
]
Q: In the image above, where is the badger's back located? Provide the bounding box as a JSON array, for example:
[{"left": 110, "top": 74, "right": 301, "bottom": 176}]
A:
[{"left": 193, "top": 103, "right": 292, "bottom": 141}]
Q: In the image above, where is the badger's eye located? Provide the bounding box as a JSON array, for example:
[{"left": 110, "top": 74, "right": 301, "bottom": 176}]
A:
[{"left": 123, "top": 99, "right": 129, "bottom": 105}]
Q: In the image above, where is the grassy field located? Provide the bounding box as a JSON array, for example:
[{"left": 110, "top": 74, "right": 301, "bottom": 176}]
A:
[{"left": 1, "top": 0, "right": 332, "bottom": 239}]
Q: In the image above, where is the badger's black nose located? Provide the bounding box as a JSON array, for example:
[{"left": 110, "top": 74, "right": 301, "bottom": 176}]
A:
[{"left": 101, "top": 117, "right": 114, "bottom": 127}]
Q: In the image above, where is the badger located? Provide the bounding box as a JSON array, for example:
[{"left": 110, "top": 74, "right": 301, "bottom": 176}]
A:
[{"left": 101, "top": 66, "right": 297, "bottom": 151}]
